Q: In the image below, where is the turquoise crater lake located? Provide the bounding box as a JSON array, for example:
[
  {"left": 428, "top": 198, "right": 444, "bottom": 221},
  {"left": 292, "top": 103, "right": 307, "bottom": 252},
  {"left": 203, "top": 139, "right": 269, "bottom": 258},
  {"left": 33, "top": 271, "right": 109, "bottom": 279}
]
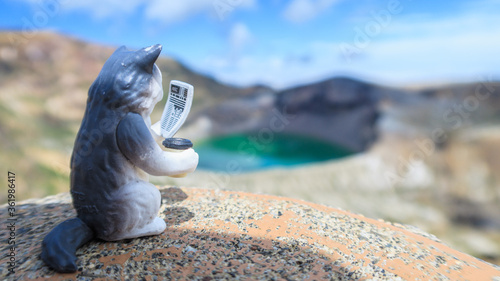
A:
[{"left": 194, "top": 133, "right": 354, "bottom": 172}]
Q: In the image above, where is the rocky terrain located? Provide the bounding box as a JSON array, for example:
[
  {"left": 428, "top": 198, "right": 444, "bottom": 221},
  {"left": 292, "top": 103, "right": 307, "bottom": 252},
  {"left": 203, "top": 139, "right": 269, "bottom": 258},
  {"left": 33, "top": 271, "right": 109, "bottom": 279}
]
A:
[
  {"left": 2, "top": 187, "right": 499, "bottom": 280},
  {"left": 165, "top": 78, "right": 500, "bottom": 264},
  {"left": 188, "top": 77, "right": 382, "bottom": 152},
  {"left": 1, "top": 31, "right": 500, "bottom": 265}
]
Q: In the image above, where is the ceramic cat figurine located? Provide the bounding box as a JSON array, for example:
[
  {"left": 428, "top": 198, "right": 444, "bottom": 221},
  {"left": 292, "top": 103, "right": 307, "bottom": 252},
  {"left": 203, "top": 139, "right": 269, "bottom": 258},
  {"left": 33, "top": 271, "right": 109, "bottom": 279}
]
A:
[{"left": 41, "top": 44, "right": 198, "bottom": 273}]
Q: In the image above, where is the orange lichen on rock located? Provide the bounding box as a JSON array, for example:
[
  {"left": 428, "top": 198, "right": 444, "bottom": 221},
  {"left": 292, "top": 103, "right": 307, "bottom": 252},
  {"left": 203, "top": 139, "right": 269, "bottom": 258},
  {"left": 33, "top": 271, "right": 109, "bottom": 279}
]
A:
[{"left": 1, "top": 187, "right": 499, "bottom": 280}]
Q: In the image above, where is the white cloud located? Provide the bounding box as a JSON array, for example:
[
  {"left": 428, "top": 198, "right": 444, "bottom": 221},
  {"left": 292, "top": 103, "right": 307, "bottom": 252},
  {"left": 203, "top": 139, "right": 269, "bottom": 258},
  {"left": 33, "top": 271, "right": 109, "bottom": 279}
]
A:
[
  {"left": 229, "top": 22, "right": 252, "bottom": 50},
  {"left": 283, "top": 0, "right": 341, "bottom": 23},
  {"left": 201, "top": 52, "right": 327, "bottom": 89},
  {"left": 20, "top": 0, "right": 256, "bottom": 24},
  {"left": 145, "top": 0, "right": 209, "bottom": 24},
  {"left": 201, "top": 8, "right": 500, "bottom": 89},
  {"left": 58, "top": 0, "right": 145, "bottom": 19},
  {"left": 203, "top": 23, "right": 253, "bottom": 70},
  {"left": 18, "top": 0, "right": 500, "bottom": 88},
  {"left": 144, "top": 0, "right": 255, "bottom": 24},
  {"left": 334, "top": 11, "right": 500, "bottom": 85},
  {"left": 367, "top": 33, "right": 500, "bottom": 84}
]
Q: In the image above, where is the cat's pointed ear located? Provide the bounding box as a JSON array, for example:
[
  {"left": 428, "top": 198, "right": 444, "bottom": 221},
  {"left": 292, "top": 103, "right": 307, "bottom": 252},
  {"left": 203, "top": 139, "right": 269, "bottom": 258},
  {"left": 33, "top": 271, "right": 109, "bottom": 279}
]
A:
[
  {"left": 114, "top": 45, "right": 128, "bottom": 54},
  {"left": 137, "top": 44, "right": 162, "bottom": 74}
]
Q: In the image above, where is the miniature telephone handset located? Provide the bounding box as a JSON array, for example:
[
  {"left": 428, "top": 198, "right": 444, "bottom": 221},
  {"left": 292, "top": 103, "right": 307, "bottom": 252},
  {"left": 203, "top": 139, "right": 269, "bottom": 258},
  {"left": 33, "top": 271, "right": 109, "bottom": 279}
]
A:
[{"left": 159, "top": 80, "right": 194, "bottom": 138}]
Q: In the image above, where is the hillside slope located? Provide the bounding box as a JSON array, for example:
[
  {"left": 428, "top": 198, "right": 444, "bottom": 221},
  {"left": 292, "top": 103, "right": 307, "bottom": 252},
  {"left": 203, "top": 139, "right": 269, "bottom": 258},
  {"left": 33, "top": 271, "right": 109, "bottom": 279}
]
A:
[{"left": 0, "top": 31, "right": 254, "bottom": 201}]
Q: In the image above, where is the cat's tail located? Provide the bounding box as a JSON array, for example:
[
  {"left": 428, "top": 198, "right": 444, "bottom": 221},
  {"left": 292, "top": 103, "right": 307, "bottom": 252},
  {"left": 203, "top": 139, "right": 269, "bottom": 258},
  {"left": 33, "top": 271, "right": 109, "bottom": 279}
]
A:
[{"left": 41, "top": 217, "right": 95, "bottom": 273}]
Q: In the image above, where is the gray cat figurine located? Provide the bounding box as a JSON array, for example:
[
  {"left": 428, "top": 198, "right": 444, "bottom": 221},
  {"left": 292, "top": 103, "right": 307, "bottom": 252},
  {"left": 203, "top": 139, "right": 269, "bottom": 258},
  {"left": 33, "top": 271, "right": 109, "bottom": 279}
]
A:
[{"left": 41, "top": 44, "right": 199, "bottom": 273}]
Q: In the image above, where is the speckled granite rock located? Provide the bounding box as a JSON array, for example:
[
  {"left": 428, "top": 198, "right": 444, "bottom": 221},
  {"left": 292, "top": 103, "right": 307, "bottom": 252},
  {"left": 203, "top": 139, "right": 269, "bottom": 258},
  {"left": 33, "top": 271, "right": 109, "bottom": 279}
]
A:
[{"left": 1, "top": 187, "right": 499, "bottom": 280}]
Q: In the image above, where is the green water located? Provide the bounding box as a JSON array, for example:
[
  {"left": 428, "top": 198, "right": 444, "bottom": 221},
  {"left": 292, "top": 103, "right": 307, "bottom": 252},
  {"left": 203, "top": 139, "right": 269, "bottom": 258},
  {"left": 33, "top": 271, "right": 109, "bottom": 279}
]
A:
[{"left": 194, "top": 133, "right": 354, "bottom": 172}]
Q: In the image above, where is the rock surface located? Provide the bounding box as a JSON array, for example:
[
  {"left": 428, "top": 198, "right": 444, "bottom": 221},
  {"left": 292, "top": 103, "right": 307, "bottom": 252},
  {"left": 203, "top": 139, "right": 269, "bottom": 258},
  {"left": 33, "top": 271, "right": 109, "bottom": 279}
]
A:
[
  {"left": 1, "top": 187, "right": 499, "bottom": 280},
  {"left": 274, "top": 77, "right": 381, "bottom": 152},
  {"left": 189, "top": 77, "right": 382, "bottom": 152}
]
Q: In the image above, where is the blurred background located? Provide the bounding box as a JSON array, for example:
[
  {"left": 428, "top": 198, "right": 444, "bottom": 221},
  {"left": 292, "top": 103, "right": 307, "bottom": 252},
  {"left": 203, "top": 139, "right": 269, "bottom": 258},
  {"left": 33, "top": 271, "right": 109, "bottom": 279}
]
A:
[{"left": 1, "top": 0, "right": 500, "bottom": 264}]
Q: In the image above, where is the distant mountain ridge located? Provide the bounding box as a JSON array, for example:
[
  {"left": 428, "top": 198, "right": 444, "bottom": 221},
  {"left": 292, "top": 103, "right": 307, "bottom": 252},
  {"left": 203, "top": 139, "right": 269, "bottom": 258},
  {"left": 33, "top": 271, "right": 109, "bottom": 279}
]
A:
[
  {"left": 0, "top": 31, "right": 262, "bottom": 201},
  {"left": 187, "top": 76, "right": 381, "bottom": 151},
  {"left": 186, "top": 73, "right": 500, "bottom": 150}
]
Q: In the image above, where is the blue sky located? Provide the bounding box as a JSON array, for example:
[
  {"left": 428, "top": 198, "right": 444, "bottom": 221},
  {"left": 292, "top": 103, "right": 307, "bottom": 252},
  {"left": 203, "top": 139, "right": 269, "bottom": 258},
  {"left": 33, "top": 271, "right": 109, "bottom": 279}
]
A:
[{"left": 1, "top": 0, "right": 500, "bottom": 89}]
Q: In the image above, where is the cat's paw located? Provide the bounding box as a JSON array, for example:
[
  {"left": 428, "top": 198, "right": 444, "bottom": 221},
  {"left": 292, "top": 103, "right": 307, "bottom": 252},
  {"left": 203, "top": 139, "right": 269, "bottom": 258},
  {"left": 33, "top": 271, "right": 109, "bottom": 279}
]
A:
[{"left": 178, "top": 148, "right": 199, "bottom": 173}]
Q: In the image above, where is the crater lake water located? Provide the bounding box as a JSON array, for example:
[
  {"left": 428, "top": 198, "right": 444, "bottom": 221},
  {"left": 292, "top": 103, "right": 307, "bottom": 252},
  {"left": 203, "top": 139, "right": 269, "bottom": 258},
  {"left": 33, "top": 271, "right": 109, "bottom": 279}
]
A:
[{"left": 194, "top": 133, "right": 354, "bottom": 172}]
